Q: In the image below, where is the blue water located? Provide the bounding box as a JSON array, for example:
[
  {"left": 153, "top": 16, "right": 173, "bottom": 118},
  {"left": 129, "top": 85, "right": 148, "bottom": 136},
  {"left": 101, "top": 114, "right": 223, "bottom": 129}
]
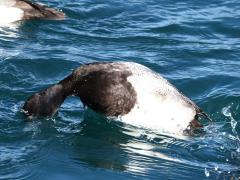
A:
[{"left": 0, "top": 0, "right": 240, "bottom": 179}]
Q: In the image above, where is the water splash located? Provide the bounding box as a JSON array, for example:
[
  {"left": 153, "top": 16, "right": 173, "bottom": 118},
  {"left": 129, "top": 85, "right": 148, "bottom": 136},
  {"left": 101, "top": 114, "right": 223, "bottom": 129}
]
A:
[
  {"left": 204, "top": 168, "right": 210, "bottom": 177},
  {"left": 222, "top": 104, "right": 239, "bottom": 140}
]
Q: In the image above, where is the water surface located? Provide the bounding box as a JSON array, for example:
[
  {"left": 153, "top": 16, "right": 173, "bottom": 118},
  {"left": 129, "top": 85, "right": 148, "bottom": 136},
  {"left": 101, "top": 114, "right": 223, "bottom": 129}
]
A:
[{"left": 0, "top": 0, "right": 240, "bottom": 179}]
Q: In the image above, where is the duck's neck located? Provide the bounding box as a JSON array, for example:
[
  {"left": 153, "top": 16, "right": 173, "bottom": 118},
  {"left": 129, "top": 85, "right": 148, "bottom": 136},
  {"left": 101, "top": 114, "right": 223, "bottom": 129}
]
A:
[
  {"left": 22, "top": 84, "right": 65, "bottom": 117},
  {"left": 23, "top": 73, "right": 77, "bottom": 118},
  {"left": 58, "top": 73, "right": 76, "bottom": 97}
]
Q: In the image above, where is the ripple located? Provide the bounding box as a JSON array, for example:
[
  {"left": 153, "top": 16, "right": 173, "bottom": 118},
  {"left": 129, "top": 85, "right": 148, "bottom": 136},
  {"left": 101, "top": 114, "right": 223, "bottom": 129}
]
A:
[
  {"left": 0, "top": 141, "right": 46, "bottom": 179},
  {"left": 0, "top": 0, "right": 240, "bottom": 179}
]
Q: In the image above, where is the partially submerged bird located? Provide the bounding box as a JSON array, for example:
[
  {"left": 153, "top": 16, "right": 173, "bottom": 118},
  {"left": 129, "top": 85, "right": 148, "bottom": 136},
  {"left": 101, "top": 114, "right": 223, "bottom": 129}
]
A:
[
  {"left": 0, "top": 0, "right": 65, "bottom": 24},
  {"left": 22, "top": 62, "right": 210, "bottom": 135}
]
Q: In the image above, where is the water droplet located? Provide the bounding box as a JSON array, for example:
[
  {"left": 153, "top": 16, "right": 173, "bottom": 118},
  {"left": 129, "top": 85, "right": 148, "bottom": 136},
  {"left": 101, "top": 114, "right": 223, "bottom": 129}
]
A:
[
  {"left": 222, "top": 106, "right": 231, "bottom": 117},
  {"left": 214, "top": 166, "right": 218, "bottom": 171},
  {"left": 231, "top": 152, "right": 236, "bottom": 159},
  {"left": 204, "top": 168, "right": 210, "bottom": 177},
  {"left": 236, "top": 148, "right": 240, "bottom": 153}
]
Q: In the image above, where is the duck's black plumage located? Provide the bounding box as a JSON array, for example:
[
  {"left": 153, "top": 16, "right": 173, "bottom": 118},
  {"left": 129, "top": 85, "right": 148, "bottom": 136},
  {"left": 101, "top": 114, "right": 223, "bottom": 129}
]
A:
[
  {"left": 23, "top": 62, "right": 137, "bottom": 118},
  {"left": 73, "top": 69, "right": 137, "bottom": 116}
]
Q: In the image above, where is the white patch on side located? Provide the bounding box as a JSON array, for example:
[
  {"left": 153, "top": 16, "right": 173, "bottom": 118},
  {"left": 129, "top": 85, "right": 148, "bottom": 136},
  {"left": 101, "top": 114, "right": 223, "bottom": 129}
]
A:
[
  {"left": 119, "top": 62, "right": 196, "bottom": 135},
  {"left": 0, "top": 5, "right": 24, "bottom": 25}
]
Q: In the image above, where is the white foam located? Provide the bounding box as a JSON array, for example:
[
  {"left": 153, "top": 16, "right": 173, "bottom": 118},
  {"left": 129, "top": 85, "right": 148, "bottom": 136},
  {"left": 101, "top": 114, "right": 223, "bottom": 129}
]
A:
[{"left": 0, "top": 5, "right": 24, "bottom": 25}]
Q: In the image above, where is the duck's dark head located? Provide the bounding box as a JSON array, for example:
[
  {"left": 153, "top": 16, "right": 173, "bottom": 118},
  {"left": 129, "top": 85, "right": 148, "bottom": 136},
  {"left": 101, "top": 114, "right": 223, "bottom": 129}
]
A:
[
  {"left": 184, "top": 111, "right": 212, "bottom": 136},
  {"left": 22, "top": 84, "right": 66, "bottom": 118}
]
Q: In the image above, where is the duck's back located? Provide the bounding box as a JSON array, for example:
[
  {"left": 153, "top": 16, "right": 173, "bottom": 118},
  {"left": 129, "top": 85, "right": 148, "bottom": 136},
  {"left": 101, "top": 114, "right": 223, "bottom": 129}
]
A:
[{"left": 15, "top": 0, "right": 64, "bottom": 20}]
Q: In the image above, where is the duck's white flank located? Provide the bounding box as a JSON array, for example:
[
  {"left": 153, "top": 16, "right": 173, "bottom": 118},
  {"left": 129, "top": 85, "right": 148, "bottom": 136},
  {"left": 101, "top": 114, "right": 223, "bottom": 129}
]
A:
[
  {"left": 119, "top": 62, "right": 196, "bottom": 134},
  {"left": 0, "top": 5, "right": 24, "bottom": 25}
]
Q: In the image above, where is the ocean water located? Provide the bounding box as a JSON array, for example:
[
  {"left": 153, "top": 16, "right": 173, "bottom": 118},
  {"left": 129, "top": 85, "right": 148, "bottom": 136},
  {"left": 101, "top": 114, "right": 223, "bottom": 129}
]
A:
[{"left": 0, "top": 0, "right": 240, "bottom": 179}]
